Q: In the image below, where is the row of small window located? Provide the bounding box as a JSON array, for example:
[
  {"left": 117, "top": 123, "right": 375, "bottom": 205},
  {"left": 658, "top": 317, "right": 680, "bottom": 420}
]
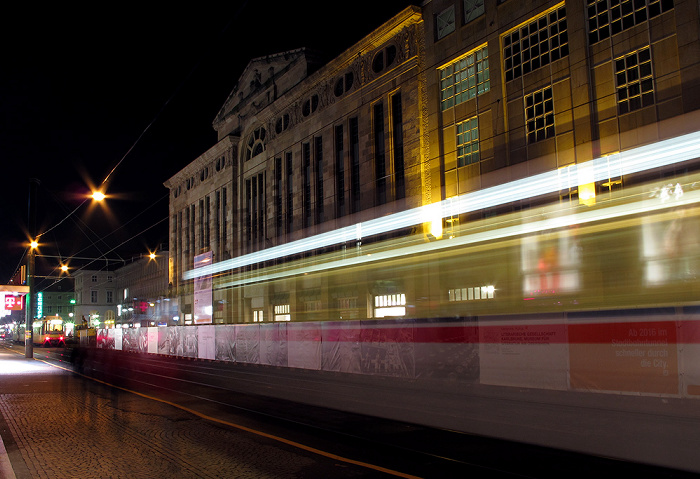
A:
[
  {"left": 588, "top": 0, "right": 675, "bottom": 45},
  {"left": 173, "top": 156, "right": 227, "bottom": 198},
  {"left": 448, "top": 286, "right": 495, "bottom": 301},
  {"left": 91, "top": 275, "right": 113, "bottom": 283},
  {"left": 453, "top": 54, "right": 652, "bottom": 165},
  {"left": 435, "top": 0, "right": 485, "bottom": 41},
  {"left": 44, "top": 306, "right": 64, "bottom": 314},
  {"left": 256, "top": 46, "right": 398, "bottom": 154},
  {"left": 502, "top": 0, "right": 671, "bottom": 83},
  {"left": 245, "top": 98, "right": 316, "bottom": 162}
]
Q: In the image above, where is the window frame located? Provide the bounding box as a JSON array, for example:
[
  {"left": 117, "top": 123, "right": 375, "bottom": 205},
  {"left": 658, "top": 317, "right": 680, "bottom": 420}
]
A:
[
  {"left": 439, "top": 44, "right": 490, "bottom": 111},
  {"left": 524, "top": 86, "right": 555, "bottom": 143},
  {"left": 614, "top": 47, "right": 654, "bottom": 115}
]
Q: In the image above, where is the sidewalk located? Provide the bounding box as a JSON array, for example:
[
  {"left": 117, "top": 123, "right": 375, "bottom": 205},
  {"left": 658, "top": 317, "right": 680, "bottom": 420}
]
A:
[
  {"left": 0, "top": 435, "right": 16, "bottom": 479},
  {"left": 0, "top": 343, "right": 404, "bottom": 479}
]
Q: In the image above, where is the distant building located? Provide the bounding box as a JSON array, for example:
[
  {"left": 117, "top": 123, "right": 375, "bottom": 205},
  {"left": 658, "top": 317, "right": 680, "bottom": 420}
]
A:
[
  {"left": 73, "top": 269, "right": 117, "bottom": 328},
  {"left": 114, "top": 251, "right": 174, "bottom": 327},
  {"left": 165, "top": 1, "right": 700, "bottom": 324},
  {"left": 36, "top": 277, "right": 75, "bottom": 321}
]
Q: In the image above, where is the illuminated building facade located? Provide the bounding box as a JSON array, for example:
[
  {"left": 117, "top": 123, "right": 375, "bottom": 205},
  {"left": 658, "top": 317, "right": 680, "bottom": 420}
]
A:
[
  {"left": 165, "top": 1, "right": 700, "bottom": 324},
  {"left": 72, "top": 269, "right": 117, "bottom": 328}
]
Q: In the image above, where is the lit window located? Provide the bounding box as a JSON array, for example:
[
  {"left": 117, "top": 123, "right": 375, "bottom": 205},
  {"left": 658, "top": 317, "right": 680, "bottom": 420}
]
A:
[
  {"left": 439, "top": 45, "right": 490, "bottom": 111},
  {"left": 274, "top": 304, "right": 290, "bottom": 322},
  {"left": 456, "top": 117, "right": 480, "bottom": 166},
  {"left": 615, "top": 47, "right": 654, "bottom": 114},
  {"left": 374, "top": 294, "right": 407, "bottom": 318},
  {"left": 503, "top": 5, "right": 568, "bottom": 82},
  {"left": 525, "top": 87, "right": 555, "bottom": 143},
  {"left": 588, "top": 0, "right": 674, "bottom": 45},
  {"left": 448, "top": 286, "right": 495, "bottom": 301}
]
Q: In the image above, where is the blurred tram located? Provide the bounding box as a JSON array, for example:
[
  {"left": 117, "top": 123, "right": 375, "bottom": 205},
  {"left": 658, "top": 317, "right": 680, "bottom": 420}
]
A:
[
  {"left": 32, "top": 315, "right": 66, "bottom": 347},
  {"left": 212, "top": 173, "right": 699, "bottom": 324}
]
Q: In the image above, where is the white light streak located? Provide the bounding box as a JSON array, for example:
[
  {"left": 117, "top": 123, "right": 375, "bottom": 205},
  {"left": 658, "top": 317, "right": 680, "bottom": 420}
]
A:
[{"left": 184, "top": 131, "right": 700, "bottom": 281}]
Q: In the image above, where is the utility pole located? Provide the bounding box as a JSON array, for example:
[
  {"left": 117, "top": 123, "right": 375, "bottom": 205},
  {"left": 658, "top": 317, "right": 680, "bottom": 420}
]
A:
[{"left": 25, "top": 178, "right": 39, "bottom": 358}]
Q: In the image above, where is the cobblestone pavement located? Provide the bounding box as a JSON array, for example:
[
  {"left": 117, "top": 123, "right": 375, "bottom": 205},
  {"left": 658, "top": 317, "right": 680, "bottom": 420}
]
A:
[{"left": 0, "top": 345, "right": 399, "bottom": 479}]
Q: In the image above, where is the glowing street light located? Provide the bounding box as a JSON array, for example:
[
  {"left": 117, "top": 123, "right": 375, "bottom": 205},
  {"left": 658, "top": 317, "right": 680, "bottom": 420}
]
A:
[
  {"left": 60, "top": 264, "right": 69, "bottom": 273},
  {"left": 92, "top": 190, "right": 106, "bottom": 202}
]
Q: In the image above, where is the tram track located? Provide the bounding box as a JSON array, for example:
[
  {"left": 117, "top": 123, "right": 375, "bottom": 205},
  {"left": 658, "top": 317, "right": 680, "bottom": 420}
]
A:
[{"left": 55, "top": 346, "right": 699, "bottom": 479}]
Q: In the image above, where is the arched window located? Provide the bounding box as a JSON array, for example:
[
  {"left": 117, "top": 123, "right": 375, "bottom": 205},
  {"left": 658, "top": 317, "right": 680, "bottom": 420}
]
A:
[{"left": 245, "top": 126, "right": 267, "bottom": 161}]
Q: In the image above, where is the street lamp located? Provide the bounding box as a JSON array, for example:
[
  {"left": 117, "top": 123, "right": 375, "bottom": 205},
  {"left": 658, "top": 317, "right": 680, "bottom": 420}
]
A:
[
  {"left": 92, "top": 190, "right": 106, "bottom": 202},
  {"left": 25, "top": 178, "right": 39, "bottom": 358}
]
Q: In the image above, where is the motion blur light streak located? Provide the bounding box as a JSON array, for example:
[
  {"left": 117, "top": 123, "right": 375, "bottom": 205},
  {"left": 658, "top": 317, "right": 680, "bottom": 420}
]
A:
[
  {"left": 215, "top": 181, "right": 699, "bottom": 289},
  {"left": 185, "top": 130, "right": 700, "bottom": 281}
]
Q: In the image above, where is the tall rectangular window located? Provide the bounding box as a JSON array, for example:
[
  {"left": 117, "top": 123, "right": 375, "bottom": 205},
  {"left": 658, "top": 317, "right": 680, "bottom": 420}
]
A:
[
  {"left": 221, "top": 187, "right": 227, "bottom": 255},
  {"left": 199, "top": 200, "right": 204, "bottom": 252},
  {"left": 190, "top": 205, "right": 195, "bottom": 260},
  {"left": 177, "top": 211, "right": 182, "bottom": 278},
  {"left": 335, "top": 125, "right": 346, "bottom": 218},
  {"left": 456, "top": 117, "right": 480, "bottom": 166},
  {"left": 503, "top": 5, "right": 568, "bottom": 82},
  {"left": 185, "top": 207, "right": 190, "bottom": 253},
  {"left": 391, "top": 93, "right": 405, "bottom": 200},
  {"left": 245, "top": 179, "right": 252, "bottom": 245},
  {"left": 258, "top": 173, "right": 265, "bottom": 247},
  {"left": 303, "top": 142, "right": 312, "bottom": 228},
  {"left": 252, "top": 177, "right": 258, "bottom": 244},
  {"left": 172, "top": 214, "right": 178, "bottom": 262},
  {"left": 440, "top": 45, "right": 490, "bottom": 110},
  {"left": 615, "top": 47, "right": 654, "bottom": 114},
  {"left": 205, "top": 195, "right": 210, "bottom": 250},
  {"left": 286, "top": 152, "right": 293, "bottom": 234},
  {"left": 374, "top": 103, "right": 387, "bottom": 206},
  {"left": 349, "top": 117, "right": 360, "bottom": 213},
  {"left": 315, "top": 136, "right": 324, "bottom": 224},
  {"left": 275, "top": 157, "right": 283, "bottom": 233},
  {"left": 91, "top": 290, "right": 97, "bottom": 303},
  {"left": 215, "top": 191, "right": 220, "bottom": 254},
  {"left": 525, "top": 86, "right": 555, "bottom": 143}
]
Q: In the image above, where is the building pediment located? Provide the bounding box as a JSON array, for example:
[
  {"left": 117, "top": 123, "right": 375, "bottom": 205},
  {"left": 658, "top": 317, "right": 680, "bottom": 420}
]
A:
[{"left": 213, "top": 48, "right": 322, "bottom": 137}]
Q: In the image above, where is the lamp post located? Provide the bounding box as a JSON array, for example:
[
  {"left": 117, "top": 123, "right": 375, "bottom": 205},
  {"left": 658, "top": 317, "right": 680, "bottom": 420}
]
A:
[{"left": 25, "top": 178, "right": 39, "bottom": 358}]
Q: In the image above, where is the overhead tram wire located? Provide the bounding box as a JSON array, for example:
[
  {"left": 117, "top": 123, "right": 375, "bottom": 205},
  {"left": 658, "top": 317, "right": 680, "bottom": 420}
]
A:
[
  {"left": 97, "top": 0, "right": 252, "bottom": 194},
  {"left": 21, "top": 2, "right": 255, "bottom": 284}
]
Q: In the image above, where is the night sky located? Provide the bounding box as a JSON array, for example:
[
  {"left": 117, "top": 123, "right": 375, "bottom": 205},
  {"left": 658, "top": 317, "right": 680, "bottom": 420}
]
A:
[{"left": 1, "top": 1, "right": 417, "bottom": 285}]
